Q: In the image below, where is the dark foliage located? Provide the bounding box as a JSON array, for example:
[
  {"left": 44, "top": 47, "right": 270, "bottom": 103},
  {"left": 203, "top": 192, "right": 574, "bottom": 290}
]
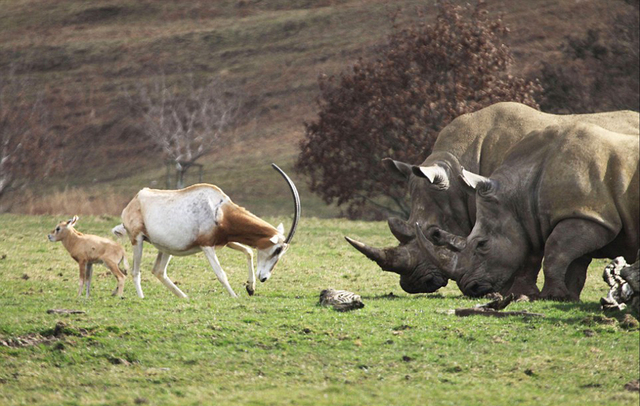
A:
[
  {"left": 539, "top": 1, "right": 639, "bottom": 113},
  {"left": 296, "top": 1, "right": 540, "bottom": 219}
]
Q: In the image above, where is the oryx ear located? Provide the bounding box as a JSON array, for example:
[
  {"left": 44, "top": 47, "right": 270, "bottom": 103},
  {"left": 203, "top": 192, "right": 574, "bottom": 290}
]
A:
[
  {"left": 382, "top": 158, "right": 413, "bottom": 180},
  {"left": 68, "top": 215, "right": 79, "bottom": 227},
  {"left": 412, "top": 164, "right": 450, "bottom": 190},
  {"left": 276, "top": 223, "right": 284, "bottom": 234},
  {"left": 269, "top": 234, "right": 280, "bottom": 244}
]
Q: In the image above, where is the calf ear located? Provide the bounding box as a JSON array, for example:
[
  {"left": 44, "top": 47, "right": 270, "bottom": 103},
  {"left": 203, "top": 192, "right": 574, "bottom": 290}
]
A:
[
  {"left": 382, "top": 158, "right": 413, "bottom": 180},
  {"left": 412, "top": 164, "right": 450, "bottom": 190},
  {"left": 68, "top": 215, "right": 79, "bottom": 228}
]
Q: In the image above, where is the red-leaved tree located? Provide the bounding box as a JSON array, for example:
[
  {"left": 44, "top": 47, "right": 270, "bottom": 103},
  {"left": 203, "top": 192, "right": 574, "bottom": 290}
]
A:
[{"left": 296, "top": 1, "right": 540, "bottom": 219}]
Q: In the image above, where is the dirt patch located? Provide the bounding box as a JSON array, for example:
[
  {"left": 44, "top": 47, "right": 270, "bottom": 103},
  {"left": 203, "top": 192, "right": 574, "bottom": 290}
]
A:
[
  {"left": 624, "top": 379, "right": 640, "bottom": 392},
  {"left": 0, "top": 321, "right": 89, "bottom": 348}
]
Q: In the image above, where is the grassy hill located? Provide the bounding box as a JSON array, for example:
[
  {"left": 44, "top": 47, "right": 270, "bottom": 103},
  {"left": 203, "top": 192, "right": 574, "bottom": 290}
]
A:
[{"left": 0, "top": 0, "right": 634, "bottom": 218}]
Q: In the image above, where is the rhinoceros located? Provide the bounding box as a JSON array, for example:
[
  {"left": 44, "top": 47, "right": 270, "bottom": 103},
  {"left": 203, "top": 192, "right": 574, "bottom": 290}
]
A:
[
  {"left": 417, "top": 122, "right": 639, "bottom": 301},
  {"left": 345, "top": 102, "right": 640, "bottom": 295}
]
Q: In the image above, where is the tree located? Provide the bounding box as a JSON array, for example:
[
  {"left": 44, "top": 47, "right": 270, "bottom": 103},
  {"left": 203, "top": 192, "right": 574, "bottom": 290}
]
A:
[
  {"left": 0, "top": 70, "right": 56, "bottom": 200},
  {"left": 538, "top": 0, "right": 639, "bottom": 113},
  {"left": 296, "top": 1, "right": 540, "bottom": 219},
  {"left": 133, "top": 75, "right": 239, "bottom": 189}
]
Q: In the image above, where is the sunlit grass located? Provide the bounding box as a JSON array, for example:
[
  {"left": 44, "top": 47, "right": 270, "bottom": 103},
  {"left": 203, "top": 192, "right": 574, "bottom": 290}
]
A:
[{"left": 0, "top": 215, "right": 637, "bottom": 405}]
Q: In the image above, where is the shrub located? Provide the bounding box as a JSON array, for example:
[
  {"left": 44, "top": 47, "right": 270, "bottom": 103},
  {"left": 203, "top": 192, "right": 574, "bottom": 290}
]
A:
[
  {"left": 296, "top": 1, "right": 540, "bottom": 219},
  {"left": 539, "top": 1, "right": 639, "bottom": 113}
]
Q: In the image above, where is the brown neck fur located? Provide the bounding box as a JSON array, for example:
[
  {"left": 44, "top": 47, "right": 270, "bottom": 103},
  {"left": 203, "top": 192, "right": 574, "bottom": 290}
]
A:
[
  {"left": 60, "top": 228, "right": 83, "bottom": 253},
  {"left": 220, "top": 204, "right": 278, "bottom": 249}
]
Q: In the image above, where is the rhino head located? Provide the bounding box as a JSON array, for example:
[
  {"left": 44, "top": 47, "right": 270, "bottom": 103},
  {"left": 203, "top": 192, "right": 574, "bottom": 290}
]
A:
[
  {"left": 418, "top": 168, "right": 532, "bottom": 297},
  {"left": 344, "top": 155, "right": 474, "bottom": 293}
]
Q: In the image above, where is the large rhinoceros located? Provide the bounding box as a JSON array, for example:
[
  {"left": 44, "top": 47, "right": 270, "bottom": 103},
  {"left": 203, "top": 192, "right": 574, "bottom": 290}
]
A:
[
  {"left": 346, "top": 102, "right": 640, "bottom": 295},
  {"left": 417, "top": 122, "right": 639, "bottom": 301}
]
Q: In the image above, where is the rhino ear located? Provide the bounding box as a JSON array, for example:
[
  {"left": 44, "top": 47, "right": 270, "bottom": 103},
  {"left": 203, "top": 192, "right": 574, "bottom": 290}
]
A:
[
  {"left": 459, "top": 168, "right": 490, "bottom": 194},
  {"left": 412, "top": 164, "right": 450, "bottom": 190},
  {"left": 382, "top": 158, "right": 413, "bottom": 180},
  {"left": 460, "top": 168, "right": 499, "bottom": 198}
]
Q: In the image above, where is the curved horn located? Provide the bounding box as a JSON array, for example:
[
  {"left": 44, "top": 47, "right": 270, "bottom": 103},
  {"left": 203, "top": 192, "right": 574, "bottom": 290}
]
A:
[
  {"left": 272, "top": 163, "right": 301, "bottom": 244},
  {"left": 344, "top": 236, "right": 417, "bottom": 274},
  {"left": 414, "top": 223, "right": 458, "bottom": 277},
  {"left": 388, "top": 217, "right": 415, "bottom": 243}
]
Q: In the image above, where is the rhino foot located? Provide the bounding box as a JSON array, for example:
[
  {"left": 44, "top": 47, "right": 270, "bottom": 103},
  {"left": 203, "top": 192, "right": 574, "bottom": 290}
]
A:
[{"left": 540, "top": 285, "right": 578, "bottom": 302}]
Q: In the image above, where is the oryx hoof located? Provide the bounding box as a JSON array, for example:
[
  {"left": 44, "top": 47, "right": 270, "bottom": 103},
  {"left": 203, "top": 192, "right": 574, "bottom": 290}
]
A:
[{"left": 246, "top": 285, "right": 255, "bottom": 296}]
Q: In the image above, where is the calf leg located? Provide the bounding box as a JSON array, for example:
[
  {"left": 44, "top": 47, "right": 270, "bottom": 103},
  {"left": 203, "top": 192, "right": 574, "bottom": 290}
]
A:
[
  {"left": 151, "top": 251, "right": 187, "bottom": 298},
  {"left": 77, "top": 260, "right": 87, "bottom": 297},
  {"left": 541, "top": 219, "right": 615, "bottom": 301},
  {"left": 201, "top": 246, "right": 238, "bottom": 298},
  {"left": 104, "top": 259, "right": 126, "bottom": 297},
  {"left": 226, "top": 242, "right": 255, "bottom": 296},
  {"left": 132, "top": 235, "right": 145, "bottom": 298},
  {"left": 85, "top": 263, "right": 93, "bottom": 298}
]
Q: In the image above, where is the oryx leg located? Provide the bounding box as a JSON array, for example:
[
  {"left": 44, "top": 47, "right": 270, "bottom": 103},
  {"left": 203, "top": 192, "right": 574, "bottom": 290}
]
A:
[
  {"left": 85, "top": 263, "right": 93, "bottom": 298},
  {"left": 132, "top": 235, "right": 145, "bottom": 298},
  {"left": 151, "top": 251, "right": 187, "bottom": 298},
  {"left": 227, "top": 242, "right": 255, "bottom": 296},
  {"left": 201, "top": 246, "right": 238, "bottom": 298}
]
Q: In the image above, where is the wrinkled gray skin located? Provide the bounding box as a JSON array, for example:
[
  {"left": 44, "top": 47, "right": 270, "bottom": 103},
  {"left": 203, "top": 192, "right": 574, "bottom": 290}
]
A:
[
  {"left": 346, "top": 102, "right": 640, "bottom": 295},
  {"left": 427, "top": 123, "right": 639, "bottom": 301}
]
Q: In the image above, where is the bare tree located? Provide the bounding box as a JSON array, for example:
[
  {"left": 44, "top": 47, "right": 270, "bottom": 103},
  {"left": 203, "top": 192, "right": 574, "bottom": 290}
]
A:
[
  {"left": 0, "top": 70, "right": 55, "bottom": 200},
  {"left": 134, "top": 75, "right": 239, "bottom": 188}
]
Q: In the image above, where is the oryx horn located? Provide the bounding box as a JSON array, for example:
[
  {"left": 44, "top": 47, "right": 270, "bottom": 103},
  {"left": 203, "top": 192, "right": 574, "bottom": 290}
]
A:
[{"left": 272, "top": 163, "right": 301, "bottom": 244}]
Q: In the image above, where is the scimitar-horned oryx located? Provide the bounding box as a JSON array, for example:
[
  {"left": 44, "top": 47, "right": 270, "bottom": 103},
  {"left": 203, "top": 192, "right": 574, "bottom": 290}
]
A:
[{"left": 112, "top": 164, "right": 300, "bottom": 298}]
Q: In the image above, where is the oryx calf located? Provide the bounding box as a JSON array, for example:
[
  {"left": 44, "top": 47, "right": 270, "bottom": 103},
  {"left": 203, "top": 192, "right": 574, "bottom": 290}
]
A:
[
  {"left": 112, "top": 164, "right": 300, "bottom": 298},
  {"left": 48, "top": 216, "right": 128, "bottom": 298}
]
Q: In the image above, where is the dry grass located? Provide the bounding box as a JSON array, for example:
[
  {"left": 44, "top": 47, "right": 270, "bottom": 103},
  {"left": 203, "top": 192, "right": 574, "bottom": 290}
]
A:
[
  {"left": 18, "top": 187, "right": 130, "bottom": 216},
  {"left": 0, "top": 0, "right": 636, "bottom": 216}
]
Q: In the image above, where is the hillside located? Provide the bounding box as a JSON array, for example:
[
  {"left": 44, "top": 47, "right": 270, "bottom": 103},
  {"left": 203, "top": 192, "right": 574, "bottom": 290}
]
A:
[{"left": 0, "top": 0, "right": 634, "bottom": 218}]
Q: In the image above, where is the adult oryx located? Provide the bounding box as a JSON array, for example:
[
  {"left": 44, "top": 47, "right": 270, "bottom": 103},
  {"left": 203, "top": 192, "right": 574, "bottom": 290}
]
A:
[{"left": 112, "top": 164, "right": 300, "bottom": 298}]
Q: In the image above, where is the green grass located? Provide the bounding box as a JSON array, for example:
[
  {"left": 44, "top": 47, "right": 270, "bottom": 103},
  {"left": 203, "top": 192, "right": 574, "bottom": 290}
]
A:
[{"left": 0, "top": 215, "right": 638, "bottom": 405}]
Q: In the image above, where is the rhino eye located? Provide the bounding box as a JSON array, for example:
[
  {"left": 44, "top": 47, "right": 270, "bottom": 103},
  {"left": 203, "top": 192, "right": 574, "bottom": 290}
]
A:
[{"left": 475, "top": 240, "right": 489, "bottom": 253}]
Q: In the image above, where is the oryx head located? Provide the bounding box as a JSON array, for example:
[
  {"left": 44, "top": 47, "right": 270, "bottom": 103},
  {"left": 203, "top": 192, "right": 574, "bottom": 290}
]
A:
[{"left": 256, "top": 164, "right": 301, "bottom": 283}]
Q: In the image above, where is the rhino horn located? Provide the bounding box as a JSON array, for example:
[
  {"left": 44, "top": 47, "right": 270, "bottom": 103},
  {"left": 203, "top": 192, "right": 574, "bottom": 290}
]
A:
[
  {"left": 344, "top": 236, "right": 416, "bottom": 275},
  {"left": 411, "top": 164, "right": 450, "bottom": 190},
  {"left": 388, "top": 217, "right": 415, "bottom": 243},
  {"left": 414, "top": 223, "right": 458, "bottom": 277}
]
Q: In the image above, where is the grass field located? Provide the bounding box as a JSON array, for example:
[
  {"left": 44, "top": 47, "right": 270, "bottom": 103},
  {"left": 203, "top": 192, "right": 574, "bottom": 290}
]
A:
[{"left": 0, "top": 215, "right": 638, "bottom": 405}]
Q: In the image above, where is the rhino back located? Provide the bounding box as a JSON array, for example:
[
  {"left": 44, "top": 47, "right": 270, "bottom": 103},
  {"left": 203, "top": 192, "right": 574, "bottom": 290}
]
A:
[
  {"left": 427, "top": 102, "right": 639, "bottom": 175},
  {"left": 505, "top": 123, "right": 639, "bottom": 258}
]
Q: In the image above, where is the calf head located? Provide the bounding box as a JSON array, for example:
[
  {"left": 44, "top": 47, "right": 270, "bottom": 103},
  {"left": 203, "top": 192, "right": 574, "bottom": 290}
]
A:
[
  {"left": 48, "top": 216, "right": 79, "bottom": 242},
  {"left": 345, "top": 155, "right": 474, "bottom": 293}
]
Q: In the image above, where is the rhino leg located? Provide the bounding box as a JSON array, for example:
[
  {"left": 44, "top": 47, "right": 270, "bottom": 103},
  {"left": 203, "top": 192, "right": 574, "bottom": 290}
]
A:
[
  {"left": 565, "top": 256, "right": 591, "bottom": 298},
  {"left": 504, "top": 254, "right": 542, "bottom": 299},
  {"left": 541, "top": 219, "right": 615, "bottom": 301}
]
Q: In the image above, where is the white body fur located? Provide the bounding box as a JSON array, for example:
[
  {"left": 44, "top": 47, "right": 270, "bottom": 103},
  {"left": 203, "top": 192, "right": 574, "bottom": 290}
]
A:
[{"left": 114, "top": 183, "right": 293, "bottom": 299}]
